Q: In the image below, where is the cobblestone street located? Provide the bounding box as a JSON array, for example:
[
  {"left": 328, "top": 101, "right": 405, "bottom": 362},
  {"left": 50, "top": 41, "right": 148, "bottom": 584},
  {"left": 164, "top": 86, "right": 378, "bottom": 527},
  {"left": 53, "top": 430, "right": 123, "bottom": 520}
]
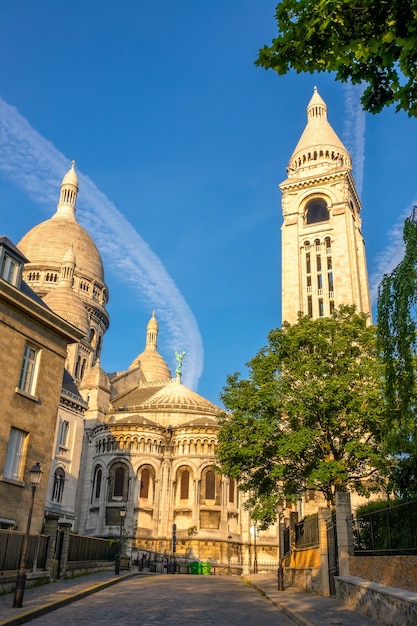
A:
[{"left": 28, "top": 575, "right": 296, "bottom": 625}]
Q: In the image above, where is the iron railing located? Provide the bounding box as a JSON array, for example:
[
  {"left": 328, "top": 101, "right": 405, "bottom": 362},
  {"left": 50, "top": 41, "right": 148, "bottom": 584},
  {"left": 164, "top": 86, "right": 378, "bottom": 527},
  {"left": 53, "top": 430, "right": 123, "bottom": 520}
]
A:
[
  {"left": 68, "top": 534, "right": 117, "bottom": 562},
  {"left": 354, "top": 499, "right": 417, "bottom": 556},
  {"left": 0, "top": 530, "right": 49, "bottom": 573},
  {"left": 295, "top": 513, "right": 319, "bottom": 550}
]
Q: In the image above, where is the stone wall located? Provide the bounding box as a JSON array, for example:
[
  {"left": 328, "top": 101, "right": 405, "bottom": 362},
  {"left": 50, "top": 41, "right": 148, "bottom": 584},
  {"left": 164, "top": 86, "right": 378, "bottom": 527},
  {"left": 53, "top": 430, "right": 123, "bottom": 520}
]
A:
[
  {"left": 349, "top": 556, "right": 417, "bottom": 593},
  {"left": 337, "top": 576, "right": 417, "bottom": 626}
]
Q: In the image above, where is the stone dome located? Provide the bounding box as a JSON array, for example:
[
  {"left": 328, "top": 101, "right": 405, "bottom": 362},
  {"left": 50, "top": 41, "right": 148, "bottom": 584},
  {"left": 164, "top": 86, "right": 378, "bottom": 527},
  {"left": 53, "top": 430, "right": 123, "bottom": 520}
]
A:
[
  {"left": 18, "top": 218, "right": 105, "bottom": 284},
  {"left": 129, "top": 311, "right": 172, "bottom": 382},
  {"left": 44, "top": 286, "right": 89, "bottom": 337},
  {"left": 288, "top": 87, "right": 351, "bottom": 176},
  {"left": 18, "top": 163, "right": 106, "bottom": 287}
]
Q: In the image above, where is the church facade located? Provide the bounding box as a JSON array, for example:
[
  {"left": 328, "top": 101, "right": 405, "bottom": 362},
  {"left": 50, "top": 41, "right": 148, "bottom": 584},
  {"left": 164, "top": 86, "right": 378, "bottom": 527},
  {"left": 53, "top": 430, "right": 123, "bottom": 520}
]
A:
[{"left": 6, "top": 87, "right": 372, "bottom": 567}]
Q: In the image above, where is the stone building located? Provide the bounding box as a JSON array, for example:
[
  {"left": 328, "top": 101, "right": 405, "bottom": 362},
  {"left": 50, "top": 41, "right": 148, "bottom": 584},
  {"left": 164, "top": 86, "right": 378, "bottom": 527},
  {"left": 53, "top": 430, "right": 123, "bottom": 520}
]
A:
[
  {"left": 0, "top": 236, "right": 82, "bottom": 532},
  {"left": 18, "top": 161, "right": 110, "bottom": 384},
  {"left": 280, "top": 88, "right": 372, "bottom": 517},
  {"left": 8, "top": 88, "right": 371, "bottom": 563},
  {"left": 280, "top": 87, "right": 371, "bottom": 324},
  {"left": 75, "top": 312, "right": 258, "bottom": 564}
]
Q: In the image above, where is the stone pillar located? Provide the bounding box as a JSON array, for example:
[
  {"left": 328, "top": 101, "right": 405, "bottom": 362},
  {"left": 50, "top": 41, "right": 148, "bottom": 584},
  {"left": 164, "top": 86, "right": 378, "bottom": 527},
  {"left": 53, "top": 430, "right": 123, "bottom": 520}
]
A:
[
  {"left": 335, "top": 492, "right": 353, "bottom": 577},
  {"left": 289, "top": 511, "right": 298, "bottom": 568},
  {"left": 318, "top": 507, "right": 332, "bottom": 596},
  {"left": 43, "top": 513, "right": 59, "bottom": 577},
  {"left": 58, "top": 522, "right": 73, "bottom": 579}
]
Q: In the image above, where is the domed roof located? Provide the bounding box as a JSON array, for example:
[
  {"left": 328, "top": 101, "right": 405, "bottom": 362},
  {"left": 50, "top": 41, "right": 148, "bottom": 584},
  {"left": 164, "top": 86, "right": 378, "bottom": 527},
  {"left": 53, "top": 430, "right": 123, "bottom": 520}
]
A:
[
  {"left": 17, "top": 163, "right": 106, "bottom": 285},
  {"left": 141, "top": 380, "right": 220, "bottom": 415},
  {"left": 111, "top": 379, "right": 221, "bottom": 419},
  {"left": 129, "top": 311, "right": 172, "bottom": 382},
  {"left": 44, "top": 285, "right": 89, "bottom": 337},
  {"left": 288, "top": 87, "right": 351, "bottom": 174},
  {"left": 18, "top": 218, "right": 105, "bottom": 283}
]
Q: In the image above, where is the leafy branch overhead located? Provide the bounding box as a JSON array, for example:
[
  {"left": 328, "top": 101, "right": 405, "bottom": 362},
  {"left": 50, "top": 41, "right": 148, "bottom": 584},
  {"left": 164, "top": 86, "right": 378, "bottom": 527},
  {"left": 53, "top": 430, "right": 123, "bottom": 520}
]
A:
[
  {"left": 256, "top": 0, "right": 417, "bottom": 116},
  {"left": 216, "top": 306, "right": 388, "bottom": 526}
]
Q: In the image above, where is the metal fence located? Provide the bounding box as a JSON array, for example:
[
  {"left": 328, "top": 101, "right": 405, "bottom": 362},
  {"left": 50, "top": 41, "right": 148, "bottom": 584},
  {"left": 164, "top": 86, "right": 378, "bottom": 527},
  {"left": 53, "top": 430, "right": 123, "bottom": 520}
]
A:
[
  {"left": 295, "top": 513, "right": 319, "bottom": 550},
  {"left": 0, "top": 530, "right": 49, "bottom": 573},
  {"left": 68, "top": 534, "right": 117, "bottom": 562},
  {"left": 354, "top": 499, "right": 417, "bottom": 556}
]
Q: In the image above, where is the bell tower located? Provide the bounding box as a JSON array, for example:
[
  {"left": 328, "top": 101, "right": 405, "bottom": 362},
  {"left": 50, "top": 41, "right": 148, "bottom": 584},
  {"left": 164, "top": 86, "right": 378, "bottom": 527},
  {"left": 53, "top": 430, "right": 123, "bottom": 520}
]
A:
[{"left": 280, "top": 88, "right": 371, "bottom": 323}]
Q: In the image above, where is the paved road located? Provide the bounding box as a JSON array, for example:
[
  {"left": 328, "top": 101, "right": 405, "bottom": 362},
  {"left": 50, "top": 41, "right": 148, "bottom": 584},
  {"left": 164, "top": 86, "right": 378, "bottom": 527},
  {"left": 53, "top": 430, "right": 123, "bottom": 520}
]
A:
[{"left": 29, "top": 575, "right": 297, "bottom": 625}]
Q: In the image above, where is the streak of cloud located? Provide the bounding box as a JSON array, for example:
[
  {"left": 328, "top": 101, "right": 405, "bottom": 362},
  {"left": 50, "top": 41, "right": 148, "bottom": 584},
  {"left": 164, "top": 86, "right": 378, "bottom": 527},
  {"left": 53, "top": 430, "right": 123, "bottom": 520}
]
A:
[
  {"left": 342, "top": 82, "right": 366, "bottom": 197},
  {"left": 0, "top": 95, "right": 203, "bottom": 389},
  {"left": 369, "top": 202, "right": 417, "bottom": 305}
]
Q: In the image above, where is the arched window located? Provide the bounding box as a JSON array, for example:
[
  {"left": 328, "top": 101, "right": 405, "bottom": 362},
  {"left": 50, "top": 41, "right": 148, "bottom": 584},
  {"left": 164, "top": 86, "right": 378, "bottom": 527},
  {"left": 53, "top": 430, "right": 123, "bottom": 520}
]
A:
[
  {"left": 140, "top": 468, "right": 150, "bottom": 499},
  {"left": 205, "top": 470, "right": 215, "bottom": 500},
  {"left": 52, "top": 468, "right": 65, "bottom": 503},
  {"left": 114, "top": 467, "right": 125, "bottom": 498},
  {"left": 306, "top": 198, "right": 329, "bottom": 224},
  {"left": 92, "top": 466, "right": 102, "bottom": 501},
  {"left": 229, "top": 478, "right": 235, "bottom": 503},
  {"left": 96, "top": 335, "right": 102, "bottom": 358},
  {"left": 180, "top": 470, "right": 189, "bottom": 500},
  {"left": 108, "top": 462, "right": 128, "bottom": 500}
]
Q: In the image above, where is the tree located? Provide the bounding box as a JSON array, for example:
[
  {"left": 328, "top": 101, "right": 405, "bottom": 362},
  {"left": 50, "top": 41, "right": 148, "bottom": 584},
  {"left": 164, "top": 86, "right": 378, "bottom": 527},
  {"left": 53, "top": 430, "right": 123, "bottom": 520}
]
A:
[
  {"left": 216, "top": 306, "right": 387, "bottom": 526},
  {"left": 378, "top": 209, "right": 417, "bottom": 496},
  {"left": 256, "top": 0, "right": 417, "bottom": 117}
]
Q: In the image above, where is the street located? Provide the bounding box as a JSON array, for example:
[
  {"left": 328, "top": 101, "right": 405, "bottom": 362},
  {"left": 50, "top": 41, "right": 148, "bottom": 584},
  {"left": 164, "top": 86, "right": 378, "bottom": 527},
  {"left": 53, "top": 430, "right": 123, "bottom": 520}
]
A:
[{"left": 29, "top": 575, "right": 297, "bottom": 625}]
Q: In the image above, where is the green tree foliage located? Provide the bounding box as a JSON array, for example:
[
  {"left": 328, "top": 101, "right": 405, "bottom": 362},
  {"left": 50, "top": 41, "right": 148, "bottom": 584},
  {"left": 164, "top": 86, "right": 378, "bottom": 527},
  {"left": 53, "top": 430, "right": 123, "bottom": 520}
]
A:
[
  {"left": 256, "top": 0, "right": 417, "bottom": 116},
  {"left": 216, "top": 306, "right": 387, "bottom": 526},
  {"left": 378, "top": 210, "right": 417, "bottom": 496}
]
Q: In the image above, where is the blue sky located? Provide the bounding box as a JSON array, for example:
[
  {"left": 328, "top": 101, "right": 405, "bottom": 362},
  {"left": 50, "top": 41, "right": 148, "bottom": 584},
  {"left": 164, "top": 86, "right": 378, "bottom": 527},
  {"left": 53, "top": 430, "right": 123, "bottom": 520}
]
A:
[{"left": 1, "top": 1, "right": 416, "bottom": 406}]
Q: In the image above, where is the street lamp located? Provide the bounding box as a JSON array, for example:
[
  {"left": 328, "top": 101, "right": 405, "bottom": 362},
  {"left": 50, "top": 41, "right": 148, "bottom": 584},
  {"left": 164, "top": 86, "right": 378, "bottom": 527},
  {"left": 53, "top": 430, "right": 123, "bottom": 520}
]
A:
[
  {"left": 13, "top": 462, "right": 43, "bottom": 608},
  {"left": 277, "top": 500, "right": 285, "bottom": 591},
  {"left": 250, "top": 525, "right": 258, "bottom": 574},
  {"left": 115, "top": 505, "right": 127, "bottom": 575}
]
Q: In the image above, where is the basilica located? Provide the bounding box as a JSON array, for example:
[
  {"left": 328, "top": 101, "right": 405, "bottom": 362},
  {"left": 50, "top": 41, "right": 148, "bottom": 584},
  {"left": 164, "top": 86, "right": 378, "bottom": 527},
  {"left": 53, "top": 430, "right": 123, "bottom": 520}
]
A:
[{"left": 0, "top": 87, "right": 371, "bottom": 569}]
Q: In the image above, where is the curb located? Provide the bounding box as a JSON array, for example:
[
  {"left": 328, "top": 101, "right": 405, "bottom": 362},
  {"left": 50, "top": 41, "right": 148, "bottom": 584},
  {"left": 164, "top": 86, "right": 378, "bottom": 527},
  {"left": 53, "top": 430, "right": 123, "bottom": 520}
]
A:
[
  {"left": 0, "top": 572, "right": 139, "bottom": 626},
  {"left": 243, "top": 577, "right": 314, "bottom": 626}
]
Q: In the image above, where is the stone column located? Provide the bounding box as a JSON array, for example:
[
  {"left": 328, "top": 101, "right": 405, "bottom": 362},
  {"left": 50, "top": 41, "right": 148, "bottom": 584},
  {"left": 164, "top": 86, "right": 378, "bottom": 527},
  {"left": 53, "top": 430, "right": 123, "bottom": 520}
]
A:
[
  {"left": 335, "top": 491, "right": 353, "bottom": 577},
  {"left": 43, "top": 513, "right": 59, "bottom": 578},
  {"left": 289, "top": 511, "right": 298, "bottom": 568},
  {"left": 58, "top": 522, "right": 73, "bottom": 579},
  {"left": 318, "top": 507, "right": 332, "bottom": 596}
]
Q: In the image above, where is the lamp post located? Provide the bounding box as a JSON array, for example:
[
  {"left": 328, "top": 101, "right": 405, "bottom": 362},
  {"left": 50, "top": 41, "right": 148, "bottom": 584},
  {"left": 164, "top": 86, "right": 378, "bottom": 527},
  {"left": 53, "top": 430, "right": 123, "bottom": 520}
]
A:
[
  {"left": 277, "top": 500, "right": 285, "bottom": 591},
  {"left": 115, "top": 505, "right": 126, "bottom": 575},
  {"left": 250, "top": 525, "right": 258, "bottom": 574},
  {"left": 13, "top": 462, "right": 43, "bottom": 608},
  {"left": 227, "top": 534, "right": 232, "bottom": 574}
]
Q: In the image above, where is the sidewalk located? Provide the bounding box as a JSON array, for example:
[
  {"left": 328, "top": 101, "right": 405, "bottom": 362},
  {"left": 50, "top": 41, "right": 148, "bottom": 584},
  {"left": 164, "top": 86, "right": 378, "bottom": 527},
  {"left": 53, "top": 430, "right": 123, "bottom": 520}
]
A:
[
  {"left": 245, "top": 573, "right": 380, "bottom": 626},
  {"left": 0, "top": 570, "right": 380, "bottom": 626},
  {"left": 0, "top": 570, "right": 138, "bottom": 626}
]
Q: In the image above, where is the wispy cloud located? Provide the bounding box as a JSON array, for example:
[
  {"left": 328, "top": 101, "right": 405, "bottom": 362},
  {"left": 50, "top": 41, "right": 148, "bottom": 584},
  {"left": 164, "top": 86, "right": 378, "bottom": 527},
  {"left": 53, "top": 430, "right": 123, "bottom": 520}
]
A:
[
  {"left": 341, "top": 83, "right": 414, "bottom": 308},
  {"left": 368, "top": 203, "right": 417, "bottom": 305},
  {"left": 342, "top": 82, "right": 366, "bottom": 197},
  {"left": 0, "top": 96, "right": 203, "bottom": 389}
]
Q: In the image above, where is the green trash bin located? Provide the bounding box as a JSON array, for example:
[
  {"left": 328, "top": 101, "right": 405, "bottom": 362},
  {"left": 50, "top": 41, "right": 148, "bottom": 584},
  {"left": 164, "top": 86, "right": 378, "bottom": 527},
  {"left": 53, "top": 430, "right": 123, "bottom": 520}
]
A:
[
  {"left": 200, "top": 562, "right": 211, "bottom": 576},
  {"left": 189, "top": 561, "right": 200, "bottom": 574}
]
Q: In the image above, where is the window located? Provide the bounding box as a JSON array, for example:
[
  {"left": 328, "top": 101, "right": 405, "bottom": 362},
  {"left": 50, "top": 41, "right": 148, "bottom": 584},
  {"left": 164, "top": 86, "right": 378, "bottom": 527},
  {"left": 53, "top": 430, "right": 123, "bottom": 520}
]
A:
[
  {"left": 58, "top": 420, "right": 70, "bottom": 448},
  {"left": 306, "top": 198, "right": 329, "bottom": 224},
  {"left": 3, "top": 428, "right": 28, "bottom": 481},
  {"left": 1, "top": 254, "right": 20, "bottom": 286},
  {"left": 180, "top": 470, "right": 189, "bottom": 500},
  {"left": 92, "top": 466, "right": 102, "bottom": 501},
  {"left": 229, "top": 478, "right": 235, "bottom": 504},
  {"left": 18, "top": 344, "right": 40, "bottom": 396},
  {"left": 51, "top": 468, "right": 65, "bottom": 502},
  {"left": 205, "top": 471, "right": 215, "bottom": 500},
  {"left": 114, "top": 467, "right": 125, "bottom": 498},
  {"left": 140, "top": 468, "right": 150, "bottom": 499}
]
